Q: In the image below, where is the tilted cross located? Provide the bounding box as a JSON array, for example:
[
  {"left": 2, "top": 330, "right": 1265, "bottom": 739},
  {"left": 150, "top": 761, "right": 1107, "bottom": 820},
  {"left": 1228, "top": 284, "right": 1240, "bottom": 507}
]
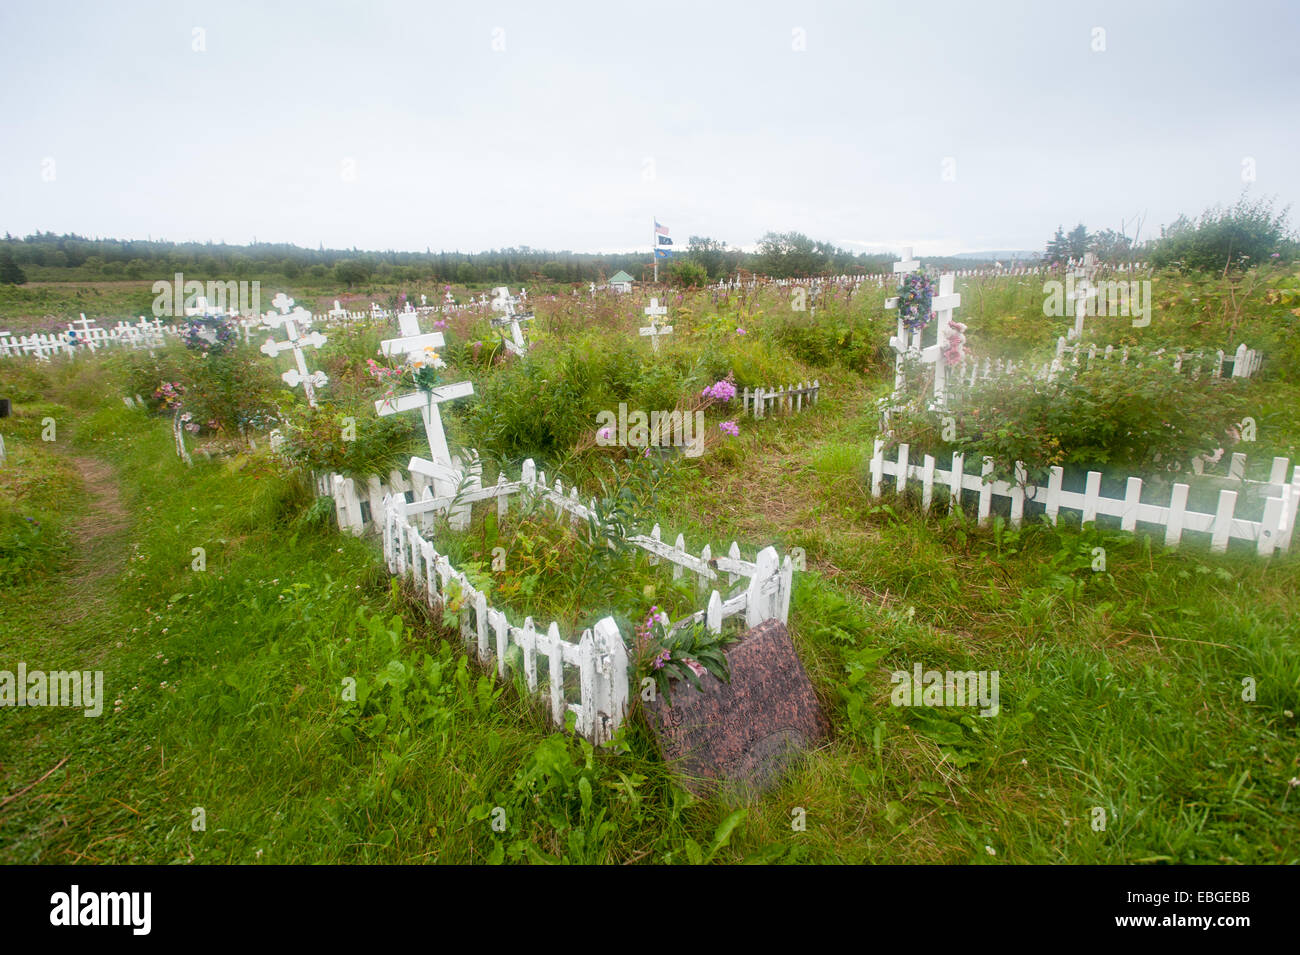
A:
[
  {"left": 490, "top": 286, "right": 532, "bottom": 356},
  {"left": 639, "top": 298, "right": 673, "bottom": 352},
  {"left": 260, "top": 294, "right": 328, "bottom": 406},
  {"left": 376, "top": 379, "right": 476, "bottom": 518}
]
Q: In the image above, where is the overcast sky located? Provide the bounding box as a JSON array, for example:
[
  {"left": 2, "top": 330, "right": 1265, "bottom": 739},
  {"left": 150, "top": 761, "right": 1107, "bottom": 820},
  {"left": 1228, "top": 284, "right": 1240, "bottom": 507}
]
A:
[{"left": 2, "top": 0, "right": 1297, "bottom": 256}]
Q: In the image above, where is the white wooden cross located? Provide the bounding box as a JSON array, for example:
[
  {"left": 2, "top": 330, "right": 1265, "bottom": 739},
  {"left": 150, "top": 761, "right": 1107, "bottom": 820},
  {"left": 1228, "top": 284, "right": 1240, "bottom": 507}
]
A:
[
  {"left": 328, "top": 299, "right": 349, "bottom": 321},
  {"left": 917, "top": 274, "right": 961, "bottom": 407},
  {"left": 490, "top": 286, "right": 532, "bottom": 356},
  {"left": 884, "top": 251, "right": 961, "bottom": 406},
  {"left": 260, "top": 293, "right": 328, "bottom": 406},
  {"left": 885, "top": 247, "right": 923, "bottom": 394},
  {"left": 68, "top": 314, "right": 98, "bottom": 350},
  {"left": 1066, "top": 252, "right": 1099, "bottom": 340},
  {"left": 639, "top": 298, "right": 673, "bottom": 352},
  {"left": 375, "top": 379, "right": 476, "bottom": 527},
  {"left": 379, "top": 310, "right": 447, "bottom": 366}
]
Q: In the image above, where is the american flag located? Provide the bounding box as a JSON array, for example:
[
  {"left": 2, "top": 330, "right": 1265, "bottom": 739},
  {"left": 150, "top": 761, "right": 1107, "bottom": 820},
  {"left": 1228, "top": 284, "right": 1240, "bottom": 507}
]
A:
[{"left": 654, "top": 220, "right": 669, "bottom": 236}]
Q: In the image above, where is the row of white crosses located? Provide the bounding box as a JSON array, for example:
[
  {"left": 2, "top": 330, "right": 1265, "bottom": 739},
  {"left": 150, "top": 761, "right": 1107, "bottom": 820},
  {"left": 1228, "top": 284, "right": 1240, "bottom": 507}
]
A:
[
  {"left": 885, "top": 247, "right": 962, "bottom": 408},
  {"left": 260, "top": 293, "right": 328, "bottom": 407},
  {"left": 1066, "top": 252, "right": 1100, "bottom": 340},
  {"left": 639, "top": 298, "right": 673, "bottom": 352},
  {"left": 489, "top": 286, "right": 532, "bottom": 356},
  {"left": 374, "top": 305, "right": 478, "bottom": 530}
]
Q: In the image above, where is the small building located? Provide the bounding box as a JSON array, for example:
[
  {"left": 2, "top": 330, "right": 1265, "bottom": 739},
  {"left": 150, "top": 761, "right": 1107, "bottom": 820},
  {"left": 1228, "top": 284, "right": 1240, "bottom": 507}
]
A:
[{"left": 608, "top": 270, "right": 634, "bottom": 294}]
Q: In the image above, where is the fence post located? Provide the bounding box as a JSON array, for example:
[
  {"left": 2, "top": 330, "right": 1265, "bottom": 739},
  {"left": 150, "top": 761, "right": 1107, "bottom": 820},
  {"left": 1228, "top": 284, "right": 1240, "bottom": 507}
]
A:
[{"left": 591, "top": 617, "right": 628, "bottom": 745}]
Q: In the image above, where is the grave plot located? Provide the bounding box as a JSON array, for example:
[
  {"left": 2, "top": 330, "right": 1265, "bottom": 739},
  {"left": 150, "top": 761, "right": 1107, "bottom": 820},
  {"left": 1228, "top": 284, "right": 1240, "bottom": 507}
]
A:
[
  {"left": 870, "top": 439, "right": 1299, "bottom": 557},
  {"left": 378, "top": 457, "right": 796, "bottom": 744}
]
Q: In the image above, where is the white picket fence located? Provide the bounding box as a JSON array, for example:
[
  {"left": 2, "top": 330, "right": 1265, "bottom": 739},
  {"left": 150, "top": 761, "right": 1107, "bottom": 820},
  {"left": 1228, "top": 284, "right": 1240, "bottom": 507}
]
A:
[
  {"left": 870, "top": 439, "right": 1299, "bottom": 557},
  {"left": 716, "top": 261, "right": 1152, "bottom": 292},
  {"left": 335, "top": 456, "right": 795, "bottom": 742},
  {"left": 740, "top": 380, "right": 820, "bottom": 418},
  {"left": 383, "top": 496, "right": 628, "bottom": 743},
  {"left": 952, "top": 339, "right": 1262, "bottom": 392},
  {"left": 0, "top": 300, "right": 498, "bottom": 362}
]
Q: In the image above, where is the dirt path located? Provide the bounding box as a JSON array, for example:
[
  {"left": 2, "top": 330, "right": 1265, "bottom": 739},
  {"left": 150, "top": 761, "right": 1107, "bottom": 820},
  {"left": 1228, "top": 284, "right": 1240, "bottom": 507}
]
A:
[{"left": 61, "top": 456, "right": 130, "bottom": 628}]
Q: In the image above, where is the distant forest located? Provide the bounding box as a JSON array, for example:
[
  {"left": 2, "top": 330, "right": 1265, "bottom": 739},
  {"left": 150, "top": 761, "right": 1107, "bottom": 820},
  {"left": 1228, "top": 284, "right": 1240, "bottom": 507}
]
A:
[{"left": 0, "top": 231, "right": 995, "bottom": 286}]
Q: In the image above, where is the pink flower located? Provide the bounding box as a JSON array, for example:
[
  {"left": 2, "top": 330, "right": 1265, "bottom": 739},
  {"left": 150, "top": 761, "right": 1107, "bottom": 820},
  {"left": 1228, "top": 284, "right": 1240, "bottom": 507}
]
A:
[{"left": 719, "top": 420, "right": 739, "bottom": 437}]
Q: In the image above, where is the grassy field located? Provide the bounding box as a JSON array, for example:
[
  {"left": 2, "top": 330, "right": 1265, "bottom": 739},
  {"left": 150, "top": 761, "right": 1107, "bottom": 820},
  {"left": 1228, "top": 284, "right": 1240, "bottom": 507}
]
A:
[{"left": 1, "top": 267, "right": 1297, "bottom": 864}]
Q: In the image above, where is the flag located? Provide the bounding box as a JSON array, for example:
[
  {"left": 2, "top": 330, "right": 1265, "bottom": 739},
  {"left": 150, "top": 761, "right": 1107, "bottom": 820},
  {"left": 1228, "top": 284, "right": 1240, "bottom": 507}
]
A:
[
  {"left": 654, "top": 248, "right": 672, "bottom": 258},
  {"left": 658, "top": 236, "right": 673, "bottom": 246},
  {"left": 654, "top": 220, "right": 669, "bottom": 236}
]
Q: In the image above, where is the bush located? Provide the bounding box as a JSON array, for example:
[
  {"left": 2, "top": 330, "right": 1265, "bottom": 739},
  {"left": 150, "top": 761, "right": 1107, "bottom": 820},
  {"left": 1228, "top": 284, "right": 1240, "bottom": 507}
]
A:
[
  {"left": 889, "top": 360, "right": 1250, "bottom": 483},
  {"left": 1151, "top": 194, "right": 1296, "bottom": 272},
  {"left": 666, "top": 260, "right": 708, "bottom": 288}
]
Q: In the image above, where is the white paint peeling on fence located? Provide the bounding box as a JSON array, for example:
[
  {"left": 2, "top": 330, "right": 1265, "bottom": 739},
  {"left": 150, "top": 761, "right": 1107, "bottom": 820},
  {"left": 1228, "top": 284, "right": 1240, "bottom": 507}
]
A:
[{"left": 870, "top": 438, "right": 1299, "bottom": 557}]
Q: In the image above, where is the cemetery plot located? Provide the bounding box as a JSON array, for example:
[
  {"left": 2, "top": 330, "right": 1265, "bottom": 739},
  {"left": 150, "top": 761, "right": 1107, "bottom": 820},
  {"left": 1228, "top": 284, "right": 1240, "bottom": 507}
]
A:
[
  {"left": 373, "top": 455, "right": 796, "bottom": 743},
  {"left": 871, "top": 439, "right": 1299, "bottom": 557}
]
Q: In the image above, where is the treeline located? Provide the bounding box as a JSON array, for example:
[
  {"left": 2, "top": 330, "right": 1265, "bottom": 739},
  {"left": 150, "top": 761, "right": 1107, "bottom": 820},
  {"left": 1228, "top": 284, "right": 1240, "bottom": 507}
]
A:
[{"left": 0, "top": 231, "right": 906, "bottom": 286}]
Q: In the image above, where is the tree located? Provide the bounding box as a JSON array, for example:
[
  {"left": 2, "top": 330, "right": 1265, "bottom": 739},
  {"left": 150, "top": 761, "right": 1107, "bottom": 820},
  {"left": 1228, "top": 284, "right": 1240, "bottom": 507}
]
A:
[
  {"left": 1066, "top": 224, "right": 1091, "bottom": 261},
  {"left": 1044, "top": 226, "right": 1069, "bottom": 264},
  {"left": 1089, "top": 229, "right": 1133, "bottom": 264},
  {"left": 0, "top": 248, "right": 26, "bottom": 285},
  {"left": 687, "top": 236, "right": 728, "bottom": 280},
  {"left": 334, "top": 259, "right": 371, "bottom": 288},
  {"left": 666, "top": 259, "right": 708, "bottom": 288},
  {"left": 756, "top": 231, "right": 828, "bottom": 278}
]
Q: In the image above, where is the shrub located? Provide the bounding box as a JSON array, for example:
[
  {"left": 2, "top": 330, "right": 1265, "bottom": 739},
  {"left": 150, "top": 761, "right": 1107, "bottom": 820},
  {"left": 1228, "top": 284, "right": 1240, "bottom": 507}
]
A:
[{"left": 1151, "top": 194, "right": 1296, "bottom": 272}]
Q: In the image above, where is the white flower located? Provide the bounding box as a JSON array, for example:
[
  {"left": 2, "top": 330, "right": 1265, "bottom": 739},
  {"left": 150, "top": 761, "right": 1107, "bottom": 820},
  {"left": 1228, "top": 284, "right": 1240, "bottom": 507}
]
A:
[{"left": 985, "top": 845, "right": 996, "bottom": 856}]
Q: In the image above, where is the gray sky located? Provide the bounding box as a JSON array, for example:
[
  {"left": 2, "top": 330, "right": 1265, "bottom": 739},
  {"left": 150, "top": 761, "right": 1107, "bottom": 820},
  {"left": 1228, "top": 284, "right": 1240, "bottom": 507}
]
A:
[{"left": 2, "top": 0, "right": 1297, "bottom": 256}]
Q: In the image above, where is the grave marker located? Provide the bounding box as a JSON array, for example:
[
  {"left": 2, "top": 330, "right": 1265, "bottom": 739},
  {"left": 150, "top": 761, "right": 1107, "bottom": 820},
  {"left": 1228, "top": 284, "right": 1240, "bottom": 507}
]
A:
[
  {"left": 639, "top": 298, "right": 673, "bottom": 352},
  {"left": 379, "top": 310, "right": 446, "bottom": 364},
  {"left": 260, "top": 293, "right": 328, "bottom": 406},
  {"left": 489, "top": 286, "right": 532, "bottom": 356},
  {"left": 643, "top": 619, "right": 829, "bottom": 797},
  {"left": 1066, "top": 253, "right": 1099, "bottom": 340},
  {"left": 885, "top": 249, "right": 962, "bottom": 408},
  {"left": 376, "top": 377, "right": 476, "bottom": 529}
]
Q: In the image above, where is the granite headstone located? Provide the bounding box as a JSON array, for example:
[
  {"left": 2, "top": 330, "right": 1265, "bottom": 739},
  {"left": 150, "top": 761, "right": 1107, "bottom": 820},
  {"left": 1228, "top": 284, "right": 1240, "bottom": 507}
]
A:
[{"left": 644, "top": 618, "right": 828, "bottom": 797}]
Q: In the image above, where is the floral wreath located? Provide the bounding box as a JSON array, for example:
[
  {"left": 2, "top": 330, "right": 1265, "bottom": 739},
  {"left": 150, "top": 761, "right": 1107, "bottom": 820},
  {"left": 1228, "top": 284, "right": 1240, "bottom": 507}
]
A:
[
  {"left": 896, "top": 270, "right": 936, "bottom": 332},
  {"left": 182, "top": 315, "right": 237, "bottom": 354}
]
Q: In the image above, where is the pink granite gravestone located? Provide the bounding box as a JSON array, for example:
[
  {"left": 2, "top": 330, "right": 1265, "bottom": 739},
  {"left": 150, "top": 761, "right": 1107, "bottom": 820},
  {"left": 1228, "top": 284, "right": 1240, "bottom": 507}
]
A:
[{"left": 644, "top": 619, "right": 828, "bottom": 796}]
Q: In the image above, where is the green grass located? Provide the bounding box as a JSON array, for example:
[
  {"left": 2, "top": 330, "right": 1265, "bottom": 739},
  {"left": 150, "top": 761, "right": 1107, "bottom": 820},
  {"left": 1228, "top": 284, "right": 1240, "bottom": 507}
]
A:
[{"left": 1, "top": 269, "right": 1298, "bottom": 864}]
